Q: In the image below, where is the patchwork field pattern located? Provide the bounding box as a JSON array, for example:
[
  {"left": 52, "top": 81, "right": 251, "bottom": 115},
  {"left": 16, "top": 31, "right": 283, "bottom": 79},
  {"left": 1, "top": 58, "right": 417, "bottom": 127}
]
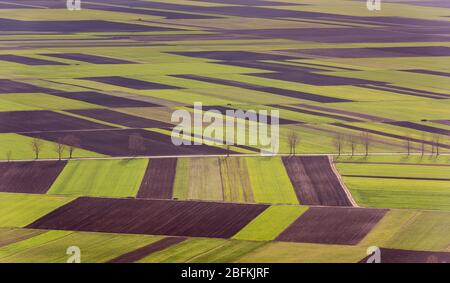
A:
[{"left": 0, "top": 0, "right": 449, "bottom": 263}]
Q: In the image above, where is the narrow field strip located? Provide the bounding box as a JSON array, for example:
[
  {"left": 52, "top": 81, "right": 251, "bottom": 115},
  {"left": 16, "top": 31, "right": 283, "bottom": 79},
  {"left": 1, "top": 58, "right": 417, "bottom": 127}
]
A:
[
  {"left": 137, "top": 158, "right": 177, "bottom": 199},
  {"left": 282, "top": 156, "right": 353, "bottom": 206},
  {"left": 0, "top": 230, "right": 161, "bottom": 263},
  {"left": 342, "top": 175, "right": 450, "bottom": 181},
  {"left": 108, "top": 237, "right": 187, "bottom": 263}
]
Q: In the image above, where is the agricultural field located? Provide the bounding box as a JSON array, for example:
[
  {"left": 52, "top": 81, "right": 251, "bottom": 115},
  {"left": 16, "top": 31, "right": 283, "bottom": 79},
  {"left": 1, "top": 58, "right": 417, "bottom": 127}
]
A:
[{"left": 0, "top": 0, "right": 449, "bottom": 264}]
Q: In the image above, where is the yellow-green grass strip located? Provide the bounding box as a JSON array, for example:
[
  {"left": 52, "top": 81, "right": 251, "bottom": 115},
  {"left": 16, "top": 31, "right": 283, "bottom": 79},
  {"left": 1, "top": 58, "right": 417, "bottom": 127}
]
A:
[
  {"left": 219, "top": 157, "right": 254, "bottom": 203},
  {"left": 337, "top": 163, "right": 450, "bottom": 179},
  {"left": 0, "top": 193, "right": 73, "bottom": 228},
  {"left": 383, "top": 210, "right": 450, "bottom": 252},
  {"left": 188, "top": 157, "right": 223, "bottom": 201},
  {"left": 237, "top": 242, "right": 366, "bottom": 263},
  {"left": 0, "top": 93, "right": 101, "bottom": 112},
  {"left": 172, "top": 157, "right": 190, "bottom": 200},
  {"left": 138, "top": 238, "right": 227, "bottom": 263},
  {"left": 0, "top": 230, "right": 161, "bottom": 263},
  {"left": 344, "top": 177, "right": 450, "bottom": 210},
  {"left": 359, "top": 209, "right": 420, "bottom": 248},
  {"left": 0, "top": 133, "right": 106, "bottom": 160},
  {"left": 246, "top": 157, "right": 298, "bottom": 205},
  {"left": 48, "top": 159, "right": 148, "bottom": 198},
  {"left": 0, "top": 228, "right": 46, "bottom": 248},
  {"left": 187, "top": 240, "right": 267, "bottom": 263},
  {"left": 335, "top": 155, "right": 450, "bottom": 165},
  {"left": 233, "top": 205, "right": 308, "bottom": 241}
]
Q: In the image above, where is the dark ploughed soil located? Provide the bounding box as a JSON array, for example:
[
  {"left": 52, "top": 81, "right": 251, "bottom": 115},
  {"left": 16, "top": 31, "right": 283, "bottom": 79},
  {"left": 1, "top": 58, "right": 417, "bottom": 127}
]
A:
[
  {"left": 107, "top": 237, "right": 187, "bottom": 263},
  {"left": 282, "top": 156, "right": 353, "bottom": 206},
  {"left": 0, "top": 161, "right": 66, "bottom": 194},
  {"left": 137, "top": 158, "right": 177, "bottom": 199},
  {"left": 276, "top": 207, "right": 387, "bottom": 245},
  {"left": 27, "top": 197, "right": 268, "bottom": 238},
  {"left": 359, "top": 248, "right": 450, "bottom": 263}
]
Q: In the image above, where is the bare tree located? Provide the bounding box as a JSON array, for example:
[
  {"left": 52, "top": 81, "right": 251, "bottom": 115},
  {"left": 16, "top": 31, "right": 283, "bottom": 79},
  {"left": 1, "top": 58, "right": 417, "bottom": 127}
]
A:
[
  {"left": 348, "top": 135, "right": 357, "bottom": 156},
  {"left": 63, "top": 134, "right": 80, "bottom": 159},
  {"left": 54, "top": 138, "right": 66, "bottom": 161},
  {"left": 431, "top": 136, "right": 435, "bottom": 156},
  {"left": 433, "top": 135, "right": 441, "bottom": 156},
  {"left": 31, "top": 137, "right": 44, "bottom": 159},
  {"left": 287, "top": 131, "right": 300, "bottom": 156},
  {"left": 332, "top": 134, "right": 344, "bottom": 156},
  {"left": 128, "top": 133, "right": 145, "bottom": 156},
  {"left": 6, "top": 150, "right": 12, "bottom": 162},
  {"left": 360, "top": 131, "right": 371, "bottom": 156},
  {"left": 421, "top": 134, "right": 426, "bottom": 156},
  {"left": 406, "top": 136, "right": 411, "bottom": 156}
]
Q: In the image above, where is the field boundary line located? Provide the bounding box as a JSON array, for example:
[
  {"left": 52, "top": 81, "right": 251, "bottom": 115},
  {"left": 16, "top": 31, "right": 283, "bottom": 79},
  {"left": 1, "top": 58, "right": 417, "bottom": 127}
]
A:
[{"left": 328, "top": 156, "right": 358, "bottom": 207}]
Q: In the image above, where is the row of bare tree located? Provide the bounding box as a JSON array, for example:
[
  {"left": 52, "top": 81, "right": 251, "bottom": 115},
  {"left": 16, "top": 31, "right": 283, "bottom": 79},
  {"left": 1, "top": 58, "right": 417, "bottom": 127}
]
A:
[
  {"left": 287, "top": 130, "right": 445, "bottom": 156},
  {"left": 29, "top": 134, "right": 81, "bottom": 160},
  {"left": 5, "top": 133, "right": 147, "bottom": 161}
]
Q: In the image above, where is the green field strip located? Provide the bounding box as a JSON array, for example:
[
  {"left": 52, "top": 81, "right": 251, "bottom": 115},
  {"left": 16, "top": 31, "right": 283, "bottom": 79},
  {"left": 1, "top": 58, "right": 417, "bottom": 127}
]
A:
[
  {"left": 335, "top": 121, "right": 450, "bottom": 147},
  {"left": 283, "top": 123, "right": 402, "bottom": 155},
  {"left": 337, "top": 163, "right": 450, "bottom": 179},
  {"left": 219, "top": 157, "right": 254, "bottom": 203},
  {"left": 385, "top": 211, "right": 450, "bottom": 252},
  {"left": 188, "top": 157, "right": 224, "bottom": 201},
  {"left": 0, "top": 228, "right": 46, "bottom": 248},
  {"left": 332, "top": 70, "right": 450, "bottom": 92},
  {"left": 359, "top": 209, "right": 420, "bottom": 248},
  {"left": 187, "top": 240, "right": 267, "bottom": 263},
  {"left": 383, "top": 211, "right": 450, "bottom": 251},
  {"left": 0, "top": 133, "right": 106, "bottom": 160},
  {"left": 0, "top": 93, "right": 102, "bottom": 112},
  {"left": 344, "top": 177, "right": 450, "bottom": 210},
  {"left": 148, "top": 128, "right": 258, "bottom": 154},
  {"left": 233, "top": 104, "right": 337, "bottom": 124},
  {"left": 233, "top": 205, "right": 308, "bottom": 241},
  {"left": 0, "top": 62, "right": 253, "bottom": 80},
  {"left": 0, "top": 193, "right": 74, "bottom": 228},
  {"left": 137, "top": 238, "right": 228, "bottom": 263},
  {"left": 326, "top": 99, "right": 450, "bottom": 121},
  {"left": 0, "top": 8, "right": 163, "bottom": 22},
  {"left": 172, "top": 157, "right": 190, "bottom": 200},
  {"left": 237, "top": 241, "right": 366, "bottom": 263},
  {"left": 246, "top": 157, "right": 298, "bottom": 205},
  {"left": 26, "top": 79, "right": 94, "bottom": 92},
  {"left": 55, "top": 110, "right": 127, "bottom": 129},
  {"left": 48, "top": 159, "right": 148, "bottom": 198},
  {"left": 116, "top": 107, "right": 177, "bottom": 125},
  {"left": 137, "top": 89, "right": 244, "bottom": 106},
  {"left": 0, "top": 230, "right": 162, "bottom": 263},
  {"left": 335, "top": 155, "right": 450, "bottom": 165}
]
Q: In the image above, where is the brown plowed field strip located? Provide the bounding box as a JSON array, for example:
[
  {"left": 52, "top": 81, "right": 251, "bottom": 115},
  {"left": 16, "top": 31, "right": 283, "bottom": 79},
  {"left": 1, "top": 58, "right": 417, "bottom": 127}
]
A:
[
  {"left": 27, "top": 197, "right": 268, "bottom": 238},
  {"left": 282, "top": 156, "right": 353, "bottom": 206},
  {"left": 107, "top": 237, "right": 187, "bottom": 263},
  {"left": 137, "top": 158, "right": 177, "bottom": 199},
  {"left": 0, "top": 161, "right": 66, "bottom": 194},
  {"left": 359, "top": 248, "right": 450, "bottom": 263},
  {"left": 276, "top": 207, "right": 387, "bottom": 245}
]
